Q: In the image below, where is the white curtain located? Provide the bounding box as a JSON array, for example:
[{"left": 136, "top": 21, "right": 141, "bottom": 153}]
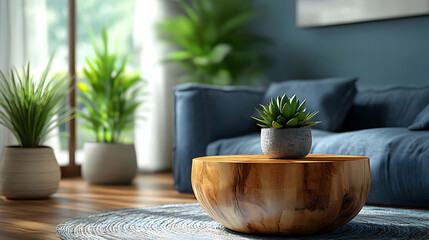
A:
[
  {"left": 133, "top": 0, "right": 182, "bottom": 172},
  {"left": 0, "top": 0, "right": 54, "bottom": 153}
]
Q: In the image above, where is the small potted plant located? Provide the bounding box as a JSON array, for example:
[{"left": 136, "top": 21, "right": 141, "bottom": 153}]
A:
[
  {"left": 0, "top": 58, "right": 74, "bottom": 199},
  {"left": 78, "top": 29, "right": 143, "bottom": 185},
  {"left": 252, "top": 94, "right": 321, "bottom": 159}
]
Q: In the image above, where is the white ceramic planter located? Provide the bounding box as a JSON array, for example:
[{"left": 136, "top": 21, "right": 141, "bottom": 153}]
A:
[
  {"left": 261, "top": 127, "right": 312, "bottom": 159},
  {"left": 82, "top": 143, "right": 137, "bottom": 185},
  {"left": 0, "top": 146, "right": 60, "bottom": 199}
]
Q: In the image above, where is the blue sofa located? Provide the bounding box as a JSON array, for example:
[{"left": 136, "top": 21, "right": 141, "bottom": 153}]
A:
[{"left": 173, "top": 79, "right": 429, "bottom": 208}]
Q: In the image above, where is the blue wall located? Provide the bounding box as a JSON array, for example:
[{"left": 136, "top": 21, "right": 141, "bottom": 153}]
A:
[{"left": 253, "top": 0, "right": 429, "bottom": 88}]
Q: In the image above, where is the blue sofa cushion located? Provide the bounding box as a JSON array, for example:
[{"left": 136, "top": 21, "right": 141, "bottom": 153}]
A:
[
  {"left": 345, "top": 86, "right": 429, "bottom": 130},
  {"left": 262, "top": 77, "right": 357, "bottom": 132},
  {"left": 207, "top": 133, "right": 263, "bottom": 155},
  {"left": 409, "top": 103, "right": 429, "bottom": 130},
  {"left": 311, "top": 128, "right": 429, "bottom": 207},
  {"left": 207, "top": 128, "right": 429, "bottom": 208}
]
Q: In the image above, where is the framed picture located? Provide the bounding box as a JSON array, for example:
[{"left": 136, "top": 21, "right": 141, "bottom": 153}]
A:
[{"left": 297, "top": 0, "right": 429, "bottom": 28}]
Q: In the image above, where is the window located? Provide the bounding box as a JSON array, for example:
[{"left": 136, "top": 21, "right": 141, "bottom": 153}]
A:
[
  {"left": 47, "top": 0, "right": 69, "bottom": 165},
  {"left": 46, "top": 0, "right": 137, "bottom": 167},
  {"left": 75, "top": 0, "right": 137, "bottom": 164}
]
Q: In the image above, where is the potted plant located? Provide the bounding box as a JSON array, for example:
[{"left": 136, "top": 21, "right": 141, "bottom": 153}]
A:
[
  {"left": 0, "top": 58, "right": 74, "bottom": 199},
  {"left": 78, "top": 29, "right": 143, "bottom": 185},
  {"left": 157, "top": 0, "right": 271, "bottom": 85},
  {"left": 252, "top": 94, "right": 321, "bottom": 159}
]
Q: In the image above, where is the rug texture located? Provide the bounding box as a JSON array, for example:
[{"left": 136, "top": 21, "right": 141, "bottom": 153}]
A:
[{"left": 57, "top": 203, "right": 429, "bottom": 240}]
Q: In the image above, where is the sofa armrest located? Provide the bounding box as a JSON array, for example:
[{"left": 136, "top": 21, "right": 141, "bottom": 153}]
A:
[{"left": 174, "top": 83, "right": 265, "bottom": 192}]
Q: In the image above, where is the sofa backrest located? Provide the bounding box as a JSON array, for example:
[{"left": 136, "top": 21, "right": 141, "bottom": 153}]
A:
[
  {"left": 173, "top": 83, "right": 265, "bottom": 192},
  {"left": 344, "top": 86, "right": 429, "bottom": 131}
]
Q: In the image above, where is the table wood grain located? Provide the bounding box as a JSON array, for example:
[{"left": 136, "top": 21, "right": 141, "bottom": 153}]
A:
[{"left": 192, "top": 154, "right": 371, "bottom": 235}]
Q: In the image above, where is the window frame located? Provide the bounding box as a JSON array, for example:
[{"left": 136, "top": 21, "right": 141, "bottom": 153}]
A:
[{"left": 60, "top": 0, "right": 79, "bottom": 177}]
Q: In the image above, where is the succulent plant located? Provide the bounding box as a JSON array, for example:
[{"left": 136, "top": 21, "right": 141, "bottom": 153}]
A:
[{"left": 252, "top": 94, "right": 321, "bottom": 128}]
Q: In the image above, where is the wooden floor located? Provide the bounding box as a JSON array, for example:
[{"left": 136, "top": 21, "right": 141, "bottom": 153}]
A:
[{"left": 0, "top": 173, "right": 196, "bottom": 240}]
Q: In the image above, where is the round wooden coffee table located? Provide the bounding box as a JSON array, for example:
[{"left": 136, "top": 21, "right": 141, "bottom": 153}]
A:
[{"left": 191, "top": 154, "right": 370, "bottom": 235}]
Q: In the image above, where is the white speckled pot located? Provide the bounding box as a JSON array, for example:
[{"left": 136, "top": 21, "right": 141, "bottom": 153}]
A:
[
  {"left": 82, "top": 143, "right": 137, "bottom": 185},
  {"left": 0, "top": 146, "right": 60, "bottom": 199},
  {"left": 261, "top": 127, "right": 312, "bottom": 159}
]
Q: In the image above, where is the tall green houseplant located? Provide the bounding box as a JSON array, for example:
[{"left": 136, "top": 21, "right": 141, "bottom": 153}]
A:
[
  {"left": 78, "top": 29, "right": 143, "bottom": 143},
  {"left": 0, "top": 58, "right": 73, "bottom": 199},
  {"left": 158, "top": 0, "right": 271, "bottom": 85}
]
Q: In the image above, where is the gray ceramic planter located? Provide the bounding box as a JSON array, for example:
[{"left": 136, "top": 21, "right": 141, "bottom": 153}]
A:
[
  {"left": 82, "top": 143, "right": 137, "bottom": 185},
  {"left": 0, "top": 146, "right": 60, "bottom": 199},
  {"left": 261, "top": 127, "right": 312, "bottom": 159}
]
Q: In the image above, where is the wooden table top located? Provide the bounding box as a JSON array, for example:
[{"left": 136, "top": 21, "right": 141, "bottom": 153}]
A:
[{"left": 194, "top": 154, "right": 369, "bottom": 163}]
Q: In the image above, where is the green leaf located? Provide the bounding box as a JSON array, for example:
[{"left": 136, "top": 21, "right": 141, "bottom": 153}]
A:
[
  {"left": 280, "top": 93, "right": 288, "bottom": 107},
  {"left": 255, "top": 108, "right": 273, "bottom": 122},
  {"left": 276, "top": 115, "right": 287, "bottom": 125},
  {"left": 179, "top": 0, "right": 199, "bottom": 24},
  {"left": 285, "top": 118, "right": 299, "bottom": 127},
  {"left": 289, "top": 95, "right": 298, "bottom": 112},
  {"left": 220, "top": 11, "right": 254, "bottom": 35},
  {"left": 302, "top": 111, "right": 319, "bottom": 122},
  {"left": 209, "top": 44, "right": 232, "bottom": 63},
  {"left": 166, "top": 51, "right": 194, "bottom": 61},
  {"left": 294, "top": 111, "right": 307, "bottom": 121},
  {"left": 281, "top": 103, "right": 292, "bottom": 118},
  {"left": 259, "top": 104, "right": 270, "bottom": 114},
  {"left": 303, "top": 121, "right": 322, "bottom": 127},
  {"left": 275, "top": 96, "right": 282, "bottom": 110},
  {"left": 193, "top": 56, "right": 211, "bottom": 66},
  {"left": 269, "top": 98, "right": 280, "bottom": 116},
  {"left": 297, "top": 99, "right": 306, "bottom": 112},
  {"left": 252, "top": 116, "right": 270, "bottom": 125},
  {"left": 272, "top": 121, "right": 283, "bottom": 129}
]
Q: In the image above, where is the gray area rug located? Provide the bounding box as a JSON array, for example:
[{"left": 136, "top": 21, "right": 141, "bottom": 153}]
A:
[{"left": 57, "top": 203, "right": 429, "bottom": 240}]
